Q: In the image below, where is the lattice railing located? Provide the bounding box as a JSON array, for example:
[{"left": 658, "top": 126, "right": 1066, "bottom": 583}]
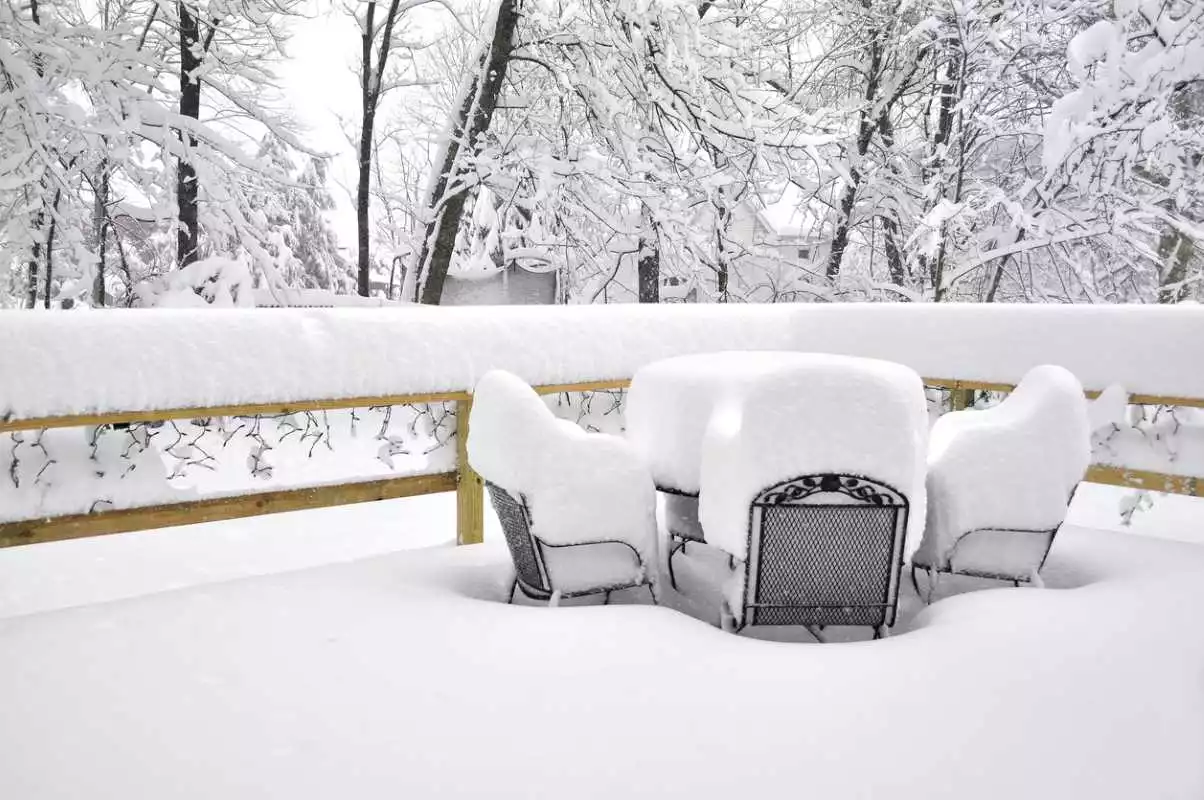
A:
[{"left": 0, "top": 377, "right": 1199, "bottom": 550}]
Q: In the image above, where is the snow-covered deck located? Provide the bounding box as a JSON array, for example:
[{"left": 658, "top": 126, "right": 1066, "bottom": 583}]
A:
[{"left": 2, "top": 491, "right": 1203, "bottom": 800}]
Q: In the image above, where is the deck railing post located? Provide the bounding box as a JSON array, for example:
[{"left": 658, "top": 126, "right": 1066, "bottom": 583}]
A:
[
  {"left": 456, "top": 396, "right": 485, "bottom": 545},
  {"left": 949, "top": 382, "right": 974, "bottom": 412}
]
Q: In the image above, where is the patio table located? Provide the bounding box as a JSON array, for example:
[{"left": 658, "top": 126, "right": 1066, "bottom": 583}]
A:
[{"left": 625, "top": 351, "right": 816, "bottom": 547}]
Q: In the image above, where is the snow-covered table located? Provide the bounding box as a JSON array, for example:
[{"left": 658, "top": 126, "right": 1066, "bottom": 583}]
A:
[
  {"left": 626, "top": 351, "right": 817, "bottom": 494},
  {"left": 625, "top": 351, "right": 929, "bottom": 560},
  {"left": 625, "top": 351, "right": 823, "bottom": 546}
]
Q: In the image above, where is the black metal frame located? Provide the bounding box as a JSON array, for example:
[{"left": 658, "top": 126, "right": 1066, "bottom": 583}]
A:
[
  {"left": 909, "top": 525, "right": 1061, "bottom": 600},
  {"left": 486, "top": 481, "right": 657, "bottom": 606},
  {"left": 729, "top": 473, "right": 909, "bottom": 640},
  {"left": 659, "top": 485, "right": 706, "bottom": 591},
  {"left": 909, "top": 485, "right": 1078, "bottom": 602}
]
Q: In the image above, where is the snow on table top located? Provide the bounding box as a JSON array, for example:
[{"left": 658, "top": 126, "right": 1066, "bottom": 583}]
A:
[
  {"left": 915, "top": 365, "right": 1092, "bottom": 569},
  {"left": 2, "top": 526, "right": 1203, "bottom": 800},
  {"left": 626, "top": 351, "right": 822, "bottom": 493},
  {"left": 696, "top": 354, "right": 928, "bottom": 563},
  {"left": 1, "top": 303, "right": 1202, "bottom": 421}
]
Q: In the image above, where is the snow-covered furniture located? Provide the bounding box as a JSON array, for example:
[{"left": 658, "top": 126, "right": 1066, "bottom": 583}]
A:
[
  {"left": 698, "top": 355, "right": 928, "bottom": 639},
  {"left": 626, "top": 352, "right": 816, "bottom": 589},
  {"left": 468, "top": 370, "right": 659, "bottom": 605},
  {"left": 909, "top": 365, "right": 1092, "bottom": 597}
]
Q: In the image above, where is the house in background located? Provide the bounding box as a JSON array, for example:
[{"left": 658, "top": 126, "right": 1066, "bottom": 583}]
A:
[
  {"left": 442, "top": 264, "right": 557, "bottom": 306},
  {"left": 745, "top": 184, "right": 830, "bottom": 268}
]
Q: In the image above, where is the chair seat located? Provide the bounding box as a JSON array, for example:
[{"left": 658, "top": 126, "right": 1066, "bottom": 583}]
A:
[
  {"left": 542, "top": 541, "right": 645, "bottom": 594},
  {"left": 913, "top": 527, "right": 1056, "bottom": 582}
]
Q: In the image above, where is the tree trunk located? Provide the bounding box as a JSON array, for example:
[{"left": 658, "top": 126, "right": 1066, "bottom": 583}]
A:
[
  {"left": 26, "top": 0, "right": 44, "bottom": 308},
  {"left": 356, "top": 1, "right": 378, "bottom": 296},
  {"left": 26, "top": 242, "right": 39, "bottom": 309},
  {"left": 637, "top": 227, "right": 660, "bottom": 303},
  {"left": 824, "top": 18, "right": 883, "bottom": 281},
  {"left": 176, "top": 1, "right": 201, "bottom": 268},
  {"left": 825, "top": 177, "right": 860, "bottom": 280},
  {"left": 92, "top": 163, "right": 110, "bottom": 306},
  {"left": 714, "top": 190, "right": 730, "bottom": 302},
  {"left": 415, "top": 0, "right": 520, "bottom": 305},
  {"left": 880, "top": 215, "right": 906, "bottom": 288},
  {"left": 1158, "top": 229, "right": 1194, "bottom": 303},
  {"left": 44, "top": 201, "right": 59, "bottom": 309}
]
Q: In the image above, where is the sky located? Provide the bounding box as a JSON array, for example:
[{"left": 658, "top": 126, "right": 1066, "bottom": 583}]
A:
[{"left": 277, "top": 2, "right": 365, "bottom": 250}]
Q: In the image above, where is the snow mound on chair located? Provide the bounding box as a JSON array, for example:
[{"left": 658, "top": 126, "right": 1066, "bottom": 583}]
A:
[{"left": 467, "top": 370, "right": 658, "bottom": 562}]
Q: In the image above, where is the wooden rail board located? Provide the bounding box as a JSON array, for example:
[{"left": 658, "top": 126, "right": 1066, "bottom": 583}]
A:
[
  {"left": 0, "top": 472, "right": 458, "bottom": 549},
  {"left": 1085, "top": 465, "right": 1200, "bottom": 497},
  {"left": 0, "top": 392, "right": 471, "bottom": 434}
]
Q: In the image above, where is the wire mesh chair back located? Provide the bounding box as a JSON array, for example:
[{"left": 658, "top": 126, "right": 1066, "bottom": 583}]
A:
[
  {"left": 485, "top": 481, "right": 551, "bottom": 596},
  {"left": 743, "top": 474, "right": 909, "bottom": 628}
]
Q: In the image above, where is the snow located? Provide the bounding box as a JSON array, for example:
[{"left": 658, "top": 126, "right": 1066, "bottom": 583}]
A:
[
  {"left": 0, "top": 408, "right": 455, "bottom": 523},
  {"left": 467, "top": 370, "right": 658, "bottom": 568},
  {"left": 1067, "top": 20, "right": 1118, "bottom": 78},
  {"left": 2, "top": 304, "right": 1203, "bottom": 422},
  {"left": 913, "top": 366, "right": 1091, "bottom": 572},
  {"left": 2, "top": 508, "right": 1204, "bottom": 799},
  {"left": 697, "top": 354, "right": 928, "bottom": 565},
  {"left": 625, "top": 351, "right": 820, "bottom": 493}
]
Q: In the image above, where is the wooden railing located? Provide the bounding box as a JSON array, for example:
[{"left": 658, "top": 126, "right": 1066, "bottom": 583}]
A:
[{"left": 0, "top": 376, "right": 1199, "bottom": 550}]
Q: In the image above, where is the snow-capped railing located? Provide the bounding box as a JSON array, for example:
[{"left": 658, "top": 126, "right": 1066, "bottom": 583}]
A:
[{"left": 0, "top": 304, "right": 1201, "bottom": 548}]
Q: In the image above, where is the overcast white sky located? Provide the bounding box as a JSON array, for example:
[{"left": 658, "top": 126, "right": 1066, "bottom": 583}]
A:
[{"left": 277, "top": 2, "right": 365, "bottom": 250}]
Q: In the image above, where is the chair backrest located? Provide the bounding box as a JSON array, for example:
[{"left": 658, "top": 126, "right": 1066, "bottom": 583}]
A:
[
  {"left": 485, "top": 481, "right": 551, "bottom": 597},
  {"left": 743, "top": 473, "right": 909, "bottom": 628}
]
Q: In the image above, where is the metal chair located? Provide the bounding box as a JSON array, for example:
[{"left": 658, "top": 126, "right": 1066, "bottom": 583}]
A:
[
  {"left": 487, "top": 481, "right": 657, "bottom": 606},
  {"left": 725, "top": 473, "right": 909, "bottom": 641},
  {"left": 909, "top": 487, "right": 1078, "bottom": 601}
]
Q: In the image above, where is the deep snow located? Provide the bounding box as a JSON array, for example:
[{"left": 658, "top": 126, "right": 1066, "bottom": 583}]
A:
[{"left": 1, "top": 489, "right": 1203, "bottom": 800}]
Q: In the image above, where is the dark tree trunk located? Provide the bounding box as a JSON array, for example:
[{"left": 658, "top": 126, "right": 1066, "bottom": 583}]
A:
[
  {"left": 714, "top": 189, "right": 730, "bottom": 302},
  {"left": 824, "top": 21, "right": 883, "bottom": 281},
  {"left": 1158, "top": 229, "right": 1194, "bottom": 303},
  {"left": 922, "top": 41, "right": 962, "bottom": 299},
  {"left": 637, "top": 239, "right": 659, "bottom": 303},
  {"left": 92, "top": 164, "right": 110, "bottom": 306},
  {"left": 44, "top": 199, "right": 59, "bottom": 309},
  {"left": 825, "top": 176, "right": 860, "bottom": 280},
  {"left": 26, "top": 243, "right": 39, "bottom": 309},
  {"left": 881, "top": 215, "right": 906, "bottom": 288},
  {"left": 415, "top": 0, "right": 520, "bottom": 305},
  {"left": 26, "top": 0, "right": 43, "bottom": 308},
  {"left": 176, "top": 2, "right": 201, "bottom": 268},
  {"left": 356, "top": 1, "right": 379, "bottom": 296}
]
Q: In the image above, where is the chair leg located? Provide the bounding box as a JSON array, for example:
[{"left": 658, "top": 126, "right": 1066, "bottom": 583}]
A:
[
  {"left": 603, "top": 590, "right": 612, "bottom": 605},
  {"left": 805, "top": 624, "right": 826, "bottom": 644},
  {"left": 872, "top": 624, "right": 889, "bottom": 640},
  {"left": 720, "top": 603, "right": 736, "bottom": 633},
  {"left": 507, "top": 578, "right": 518, "bottom": 604},
  {"left": 909, "top": 564, "right": 922, "bottom": 599},
  {"left": 646, "top": 583, "right": 658, "bottom": 606},
  {"left": 548, "top": 590, "right": 562, "bottom": 608}
]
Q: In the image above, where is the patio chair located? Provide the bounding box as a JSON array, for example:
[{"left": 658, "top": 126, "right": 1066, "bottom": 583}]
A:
[
  {"left": 698, "top": 355, "right": 928, "bottom": 640},
  {"left": 486, "top": 480, "right": 656, "bottom": 605},
  {"left": 468, "top": 370, "right": 660, "bottom": 606},
  {"left": 909, "top": 365, "right": 1092, "bottom": 600}
]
